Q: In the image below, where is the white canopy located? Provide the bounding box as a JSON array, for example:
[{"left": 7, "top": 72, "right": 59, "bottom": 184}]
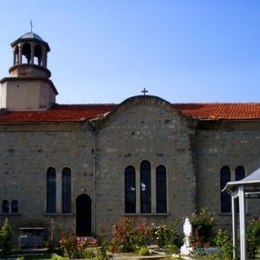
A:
[{"left": 223, "top": 168, "right": 260, "bottom": 260}]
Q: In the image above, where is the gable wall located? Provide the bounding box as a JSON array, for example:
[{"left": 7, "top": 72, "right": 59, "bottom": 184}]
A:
[{"left": 94, "top": 101, "right": 197, "bottom": 235}]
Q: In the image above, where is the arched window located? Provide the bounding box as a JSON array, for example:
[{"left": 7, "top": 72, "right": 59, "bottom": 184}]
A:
[
  {"left": 235, "top": 166, "right": 245, "bottom": 181},
  {"left": 2, "top": 200, "right": 9, "bottom": 214},
  {"left": 34, "top": 45, "right": 42, "bottom": 65},
  {"left": 220, "top": 166, "right": 231, "bottom": 213},
  {"left": 140, "top": 161, "right": 151, "bottom": 213},
  {"left": 156, "top": 165, "right": 167, "bottom": 213},
  {"left": 22, "top": 43, "right": 31, "bottom": 64},
  {"left": 62, "top": 168, "right": 72, "bottom": 213},
  {"left": 47, "top": 167, "right": 56, "bottom": 213},
  {"left": 11, "top": 200, "right": 18, "bottom": 213},
  {"left": 125, "top": 166, "right": 136, "bottom": 213},
  {"left": 235, "top": 166, "right": 245, "bottom": 212},
  {"left": 13, "top": 46, "right": 19, "bottom": 65}
]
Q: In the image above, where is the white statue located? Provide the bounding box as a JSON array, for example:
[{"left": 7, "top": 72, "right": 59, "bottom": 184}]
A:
[{"left": 180, "top": 217, "right": 193, "bottom": 256}]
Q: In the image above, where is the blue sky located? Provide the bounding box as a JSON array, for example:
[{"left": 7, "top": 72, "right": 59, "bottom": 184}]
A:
[{"left": 0, "top": 1, "right": 259, "bottom": 104}]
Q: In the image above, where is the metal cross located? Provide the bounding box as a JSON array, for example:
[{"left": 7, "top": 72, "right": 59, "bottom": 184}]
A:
[
  {"left": 30, "top": 20, "right": 33, "bottom": 32},
  {"left": 141, "top": 88, "right": 148, "bottom": 95}
]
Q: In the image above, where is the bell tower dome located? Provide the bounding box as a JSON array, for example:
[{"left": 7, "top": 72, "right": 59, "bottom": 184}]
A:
[{"left": 0, "top": 32, "right": 58, "bottom": 111}]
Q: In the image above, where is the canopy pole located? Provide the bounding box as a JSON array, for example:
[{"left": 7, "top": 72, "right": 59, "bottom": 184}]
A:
[
  {"left": 231, "top": 196, "right": 236, "bottom": 259},
  {"left": 239, "top": 185, "right": 246, "bottom": 260}
]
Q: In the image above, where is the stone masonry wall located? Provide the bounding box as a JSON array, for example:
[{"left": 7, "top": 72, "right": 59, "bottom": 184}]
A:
[
  {"left": 196, "top": 122, "right": 260, "bottom": 229},
  {"left": 0, "top": 123, "right": 95, "bottom": 243}
]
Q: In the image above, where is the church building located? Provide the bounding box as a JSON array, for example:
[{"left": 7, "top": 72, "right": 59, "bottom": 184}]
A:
[{"left": 0, "top": 32, "right": 260, "bottom": 243}]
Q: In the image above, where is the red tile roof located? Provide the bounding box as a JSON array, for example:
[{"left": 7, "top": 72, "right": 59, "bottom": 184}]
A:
[
  {"left": 0, "top": 104, "right": 116, "bottom": 123},
  {"left": 174, "top": 103, "right": 260, "bottom": 120},
  {"left": 0, "top": 103, "right": 259, "bottom": 123}
]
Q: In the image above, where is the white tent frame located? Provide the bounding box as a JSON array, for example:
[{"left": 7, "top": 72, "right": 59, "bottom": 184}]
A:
[{"left": 223, "top": 168, "right": 260, "bottom": 260}]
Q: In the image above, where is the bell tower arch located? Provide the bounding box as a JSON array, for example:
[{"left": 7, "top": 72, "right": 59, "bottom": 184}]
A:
[{"left": 0, "top": 31, "right": 58, "bottom": 111}]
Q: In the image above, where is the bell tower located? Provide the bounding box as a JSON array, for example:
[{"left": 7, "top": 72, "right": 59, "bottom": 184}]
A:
[{"left": 0, "top": 31, "right": 58, "bottom": 111}]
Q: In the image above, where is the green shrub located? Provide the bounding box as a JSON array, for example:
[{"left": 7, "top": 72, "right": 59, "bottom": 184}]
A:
[
  {"left": 213, "top": 229, "right": 233, "bottom": 259},
  {"left": 95, "top": 238, "right": 109, "bottom": 259},
  {"left": 138, "top": 246, "right": 150, "bottom": 256},
  {"left": 16, "top": 257, "right": 25, "bottom": 260},
  {"left": 247, "top": 217, "right": 260, "bottom": 259},
  {"left": 0, "top": 218, "right": 13, "bottom": 255},
  {"left": 51, "top": 254, "right": 69, "bottom": 260},
  {"left": 165, "top": 244, "right": 180, "bottom": 254}
]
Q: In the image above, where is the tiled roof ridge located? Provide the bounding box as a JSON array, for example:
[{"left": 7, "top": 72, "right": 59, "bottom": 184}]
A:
[
  {"left": 172, "top": 102, "right": 260, "bottom": 105},
  {"left": 54, "top": 103, "right": 117, "bottom": 106},
  {"left": 0, "top": 102, "right": 259, "bottom": 123},
  {"left": 55, "top": 102, "right": 260, "bottom": 106}
]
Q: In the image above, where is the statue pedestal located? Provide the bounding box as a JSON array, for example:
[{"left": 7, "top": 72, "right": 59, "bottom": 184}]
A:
[{"left": 180, "top": 243, "right": 193, "bottom": 256}]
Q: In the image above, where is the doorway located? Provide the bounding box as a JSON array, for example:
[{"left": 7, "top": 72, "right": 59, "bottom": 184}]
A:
[{"left": 76, "top": 194, "right": 92, "bottom": 236}]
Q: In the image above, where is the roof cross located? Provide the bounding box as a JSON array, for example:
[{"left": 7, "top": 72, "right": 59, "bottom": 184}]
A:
[
  {"left": 141, "top": 88, "right": 148, "bottom": 95},
  {"left": 30, "top": 20, "right": 33, "bottom": 33}
]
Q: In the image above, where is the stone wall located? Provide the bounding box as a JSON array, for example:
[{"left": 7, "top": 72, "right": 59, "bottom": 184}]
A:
[
  {"left": 196, "top": 121, "right": 260, "bottom": 228},
  {"left": 0, "top": 123, "right": 95, "bottom": 241},
  {"left": 0, "top": 96, "right": 259, "bottom": 245}
]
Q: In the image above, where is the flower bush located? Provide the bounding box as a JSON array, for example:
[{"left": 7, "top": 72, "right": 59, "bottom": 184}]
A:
[
  {"left": 133, "top": 221, "right": 153, "bottom": 247},
  {"left": 111, "top": 217, "right": 181, "bottom": 253},
  {"left": 152, "top": 223, "right": 180, "bottom": 248},
  {"left": 59, "top": 230, "right": 97, "bottom": 258},
  {"left": 191, "top": 208, "right": 215, "bottom": 248},
  {"left": 111, "top": 217, "right": 136, "bottom": 252}
]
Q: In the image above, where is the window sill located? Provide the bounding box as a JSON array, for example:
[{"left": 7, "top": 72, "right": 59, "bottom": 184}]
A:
[
  {"left": 124, "top": 213, "right": 169, "bottom": 216},
  {"left": 219, "top": 213, "right": 251, "bottom": 216},
  {"left": 44, "top": 213, "right": 74, "bottom": 216},
  {"left": 0, "top": 213, "right": 20, "bottom": 216}
]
